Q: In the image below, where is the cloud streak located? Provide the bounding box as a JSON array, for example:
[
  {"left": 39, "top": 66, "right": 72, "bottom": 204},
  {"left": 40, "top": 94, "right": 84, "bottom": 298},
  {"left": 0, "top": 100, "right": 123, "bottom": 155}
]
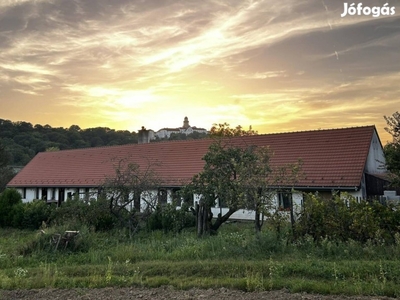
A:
[{"left": 0, "top": 0, "right": 399, "bottom": 142}]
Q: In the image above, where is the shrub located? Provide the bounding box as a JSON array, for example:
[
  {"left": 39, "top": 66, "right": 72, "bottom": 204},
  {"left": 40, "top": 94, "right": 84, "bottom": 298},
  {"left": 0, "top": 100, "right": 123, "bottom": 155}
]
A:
[
  {"left": 147, "top": 203, "right": 196, "bottom": 233},
  {"left": 86, "top": 197, "right": 117, "bottom": 231},
  {"left": 50, "top": 197, "right": 117, "bottom": 231},
  {"left": 20, "top": 200, "right": 55, "bottom": 230},
  {"left": 0, "top": 188, "right": 22, "bottom": 227},
  {"left": 295, "top": 193, "right": 400, "bottom": 244}
]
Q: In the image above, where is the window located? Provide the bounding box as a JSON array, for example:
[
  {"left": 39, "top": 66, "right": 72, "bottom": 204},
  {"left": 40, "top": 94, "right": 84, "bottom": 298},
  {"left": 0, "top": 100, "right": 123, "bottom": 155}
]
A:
[
  {"left": 278, "top": 192, "right": 292, "bottom": 210},
  {"left": 58, "top": 188, "right": 65, "bottom": 203},
  {"left": 171, "top": 188, "right": 182, "bottom": 207},
  {"left": 41, "top": 188, "right": 48, "bottom": 200},
  {"left": 158, "top": 189, "right": 168, "bottom": 205}
]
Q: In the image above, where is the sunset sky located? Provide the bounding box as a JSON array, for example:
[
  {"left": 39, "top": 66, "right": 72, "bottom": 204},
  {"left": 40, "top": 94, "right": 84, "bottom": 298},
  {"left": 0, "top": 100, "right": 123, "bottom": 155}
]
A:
[{"left": 1, "top": 0, "right": 399, "bottom": 143}]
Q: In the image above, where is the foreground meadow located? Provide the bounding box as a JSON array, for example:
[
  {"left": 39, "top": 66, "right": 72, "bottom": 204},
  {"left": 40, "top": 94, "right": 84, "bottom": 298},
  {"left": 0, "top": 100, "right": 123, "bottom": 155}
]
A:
[{"left": 0, "top": 223, "right": 399, "bottom": 298}]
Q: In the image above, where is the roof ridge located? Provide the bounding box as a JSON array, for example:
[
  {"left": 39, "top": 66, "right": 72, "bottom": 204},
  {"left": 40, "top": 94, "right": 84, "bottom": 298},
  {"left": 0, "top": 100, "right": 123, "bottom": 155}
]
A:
[
  {"left": 252, "top": 125, "right": 375, "bottom": 137},
  {"left": 35, "top": 137, "right": 213, "bottom": 155},
  {"left": 34, "top": 125, "right": 377, "bottom": 156}
]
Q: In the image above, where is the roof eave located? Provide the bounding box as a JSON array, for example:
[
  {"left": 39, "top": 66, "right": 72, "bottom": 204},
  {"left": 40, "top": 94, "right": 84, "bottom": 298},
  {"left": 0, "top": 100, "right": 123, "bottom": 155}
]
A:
[{"left": 284, "top": 185, "right": 360, "bottom": 191}]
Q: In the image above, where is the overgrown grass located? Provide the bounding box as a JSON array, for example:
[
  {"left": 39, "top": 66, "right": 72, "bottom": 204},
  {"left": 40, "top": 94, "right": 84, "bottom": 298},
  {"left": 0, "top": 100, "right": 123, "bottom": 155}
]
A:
[{"left": 0, "top": 223, "right": 400, "bottom": 297}]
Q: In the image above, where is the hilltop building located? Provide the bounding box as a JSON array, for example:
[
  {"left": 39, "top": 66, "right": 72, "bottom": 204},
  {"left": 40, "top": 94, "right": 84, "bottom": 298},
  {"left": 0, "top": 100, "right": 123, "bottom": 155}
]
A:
[{"left": 155, "top": 116, "right": 208, "bottom": 139}]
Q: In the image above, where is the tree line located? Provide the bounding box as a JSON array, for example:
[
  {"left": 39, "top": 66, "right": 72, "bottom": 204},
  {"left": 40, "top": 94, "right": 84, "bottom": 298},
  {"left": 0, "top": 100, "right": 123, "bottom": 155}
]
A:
[
  {"left": 0, "top": 119, "right": 139, "bottom": 166},
  {"left": 384, "top": 111, "right": 400, "bottom": 187},
  {"left": 0, "top": 118, "right": 209, "bottom": 167}
]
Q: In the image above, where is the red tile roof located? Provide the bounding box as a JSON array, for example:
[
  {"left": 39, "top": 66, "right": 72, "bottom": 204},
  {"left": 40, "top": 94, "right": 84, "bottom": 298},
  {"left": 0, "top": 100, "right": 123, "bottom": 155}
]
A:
[{"left": 7, "top": 126, "right": 377, "bottom": 189}]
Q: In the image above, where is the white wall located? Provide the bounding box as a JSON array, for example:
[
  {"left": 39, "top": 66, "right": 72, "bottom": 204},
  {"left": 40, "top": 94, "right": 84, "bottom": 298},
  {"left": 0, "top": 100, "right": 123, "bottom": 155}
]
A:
[
  {"left": 365, "top": 130, "right": 386, "bottom": 174},
  {"left": 155, "top": 129, "right": 179, "bottom": 139},
  {"left": 15, "top": 188, "right": 38, "bottom": 203},
  {"left": 197, "top": 192, "right": 304, "bottom": 221},
  {"left": 16, "top": 187, "right": 44, "bottom": 202},
  {"left": 11, "top": 186, "right": 369, "bottom": 222}
]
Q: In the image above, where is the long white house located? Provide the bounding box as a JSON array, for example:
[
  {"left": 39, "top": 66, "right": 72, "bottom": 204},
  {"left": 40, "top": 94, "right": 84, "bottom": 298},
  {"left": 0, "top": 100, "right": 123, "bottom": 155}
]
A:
[{"left": 7, "top": 126, "right": 388, "bottom": 220}]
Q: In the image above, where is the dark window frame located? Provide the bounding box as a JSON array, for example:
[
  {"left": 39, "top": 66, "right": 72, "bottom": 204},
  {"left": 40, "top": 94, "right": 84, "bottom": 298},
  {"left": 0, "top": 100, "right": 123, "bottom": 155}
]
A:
[
  {"left": 42, "top": 188, "right": 48, "bottom": 201},
  {"left": 158, "top": 188, "right": 168, "bottom": 205},
  {"left": 278, "top": 191, "right": 292, "bottom": 210}
]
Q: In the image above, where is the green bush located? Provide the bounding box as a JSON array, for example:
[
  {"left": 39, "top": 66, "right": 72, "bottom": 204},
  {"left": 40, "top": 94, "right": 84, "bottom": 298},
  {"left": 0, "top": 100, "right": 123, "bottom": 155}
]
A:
[
  {"left": 147, "top": 203, "right": 196, "bottom": 233},
  {"left": 0, "top": 188, "right": 22, "bottom": 227},
  {"left": 0, "top": 189, "right": 55, "bottom": 229},
  {"left": 295, "top": 193, "right": 400, "bottom": 244},
  {"left": 86, "top": 197, "right": 117, "bottom": 231},
  {"left": 50, "top": 197, "right": 117, "bottom": 231},
  {"left": 20, "top": 200, "right": 55, "bottom": 230}
]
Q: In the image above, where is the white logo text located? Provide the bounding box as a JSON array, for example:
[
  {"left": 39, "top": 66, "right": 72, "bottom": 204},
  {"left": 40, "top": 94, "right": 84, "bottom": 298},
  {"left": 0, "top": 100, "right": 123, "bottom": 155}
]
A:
[{"left": 341, "top": 2, "right": 395, "bottom": 17}]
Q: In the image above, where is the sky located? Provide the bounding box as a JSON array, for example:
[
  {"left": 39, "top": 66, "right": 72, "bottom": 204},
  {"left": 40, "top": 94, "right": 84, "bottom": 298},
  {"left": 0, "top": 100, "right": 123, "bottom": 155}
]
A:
[{"left": 0, "top": 0, "right": 399, "bottom": 143}]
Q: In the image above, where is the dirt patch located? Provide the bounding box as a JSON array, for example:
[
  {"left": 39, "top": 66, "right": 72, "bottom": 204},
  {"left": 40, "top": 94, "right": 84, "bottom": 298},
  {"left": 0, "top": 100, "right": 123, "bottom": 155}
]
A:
[{"left": 0, "top": 287, "right": 395, "bottom": 300}]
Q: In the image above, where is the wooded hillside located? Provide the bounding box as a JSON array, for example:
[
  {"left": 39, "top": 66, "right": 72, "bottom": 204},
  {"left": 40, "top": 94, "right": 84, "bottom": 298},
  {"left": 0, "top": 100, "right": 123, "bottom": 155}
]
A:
[
  {"left": 0, "top": 119, "right": 208, "bottom": 166},
  {"left": 0, "top": 119, "right": 138, "bottom": 166}
]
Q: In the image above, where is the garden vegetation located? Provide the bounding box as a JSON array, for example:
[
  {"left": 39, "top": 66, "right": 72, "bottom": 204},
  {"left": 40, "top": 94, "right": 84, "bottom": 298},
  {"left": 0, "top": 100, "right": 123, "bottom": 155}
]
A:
[{"left": 0, "top": 188, "right": 400, "bottom": 297}]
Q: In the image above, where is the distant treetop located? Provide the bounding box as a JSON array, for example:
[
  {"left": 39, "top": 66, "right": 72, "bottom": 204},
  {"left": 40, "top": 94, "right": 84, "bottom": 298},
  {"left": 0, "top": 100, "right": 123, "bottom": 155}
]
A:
[{"left": 209, "top": 122, "right": 258, "bottom": 138}]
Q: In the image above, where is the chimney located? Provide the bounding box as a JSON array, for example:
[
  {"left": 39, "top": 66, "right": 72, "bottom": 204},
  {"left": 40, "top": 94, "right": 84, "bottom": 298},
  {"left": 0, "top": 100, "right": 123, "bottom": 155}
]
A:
[{"left": 138, "top": 126, "right": 150, "bottom": 144}]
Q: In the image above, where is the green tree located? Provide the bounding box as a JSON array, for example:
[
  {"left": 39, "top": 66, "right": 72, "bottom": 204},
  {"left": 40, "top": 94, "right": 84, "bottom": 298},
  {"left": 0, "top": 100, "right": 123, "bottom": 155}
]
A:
[
  {"left": 185, "top": 140, "right": 272, "bottom": 236},
  {"left": 185, "top": 123, "right": 302, "bottom": 236},
  {"left": 187, "top": 131, "right": 207, "bottom": 140},
  {"left": 384, "top": 142, "right": 400, "bottom": 187},
  {"left": 0, "top": 143, "right": 15, "bottom": 193},
  {"left": 168, "top": 132, "right": 187, "bottom": 140},
  {"left": 251, "top": 158, "right": 303, "bottom": 234},
  {"left": 384, "top": 111, "right": 400, "bottom": 142},
  {"left": 0, "top": 188, "right": 22, "bottom": 227},
  {"left": 384, "top": 111, "right": 400, "bottom": 187},
  {"left": 184, "top": 124, "right": 269, "bottom": 236},
  {"left": 101, "top": 158, "right": 162, "bottom": 237},
  {"left": 209, "top": 122, "right": 257, "bottom": 137}
]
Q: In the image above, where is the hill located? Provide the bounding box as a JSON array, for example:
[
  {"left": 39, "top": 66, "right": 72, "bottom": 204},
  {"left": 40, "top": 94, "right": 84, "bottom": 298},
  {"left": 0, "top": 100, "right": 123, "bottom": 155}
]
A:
[
  {"left": 0, "top": 119, "right": 208, "bottom": 166},
  {"left": 0, "top": 119, "right": 139, "bottom": 166}
]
